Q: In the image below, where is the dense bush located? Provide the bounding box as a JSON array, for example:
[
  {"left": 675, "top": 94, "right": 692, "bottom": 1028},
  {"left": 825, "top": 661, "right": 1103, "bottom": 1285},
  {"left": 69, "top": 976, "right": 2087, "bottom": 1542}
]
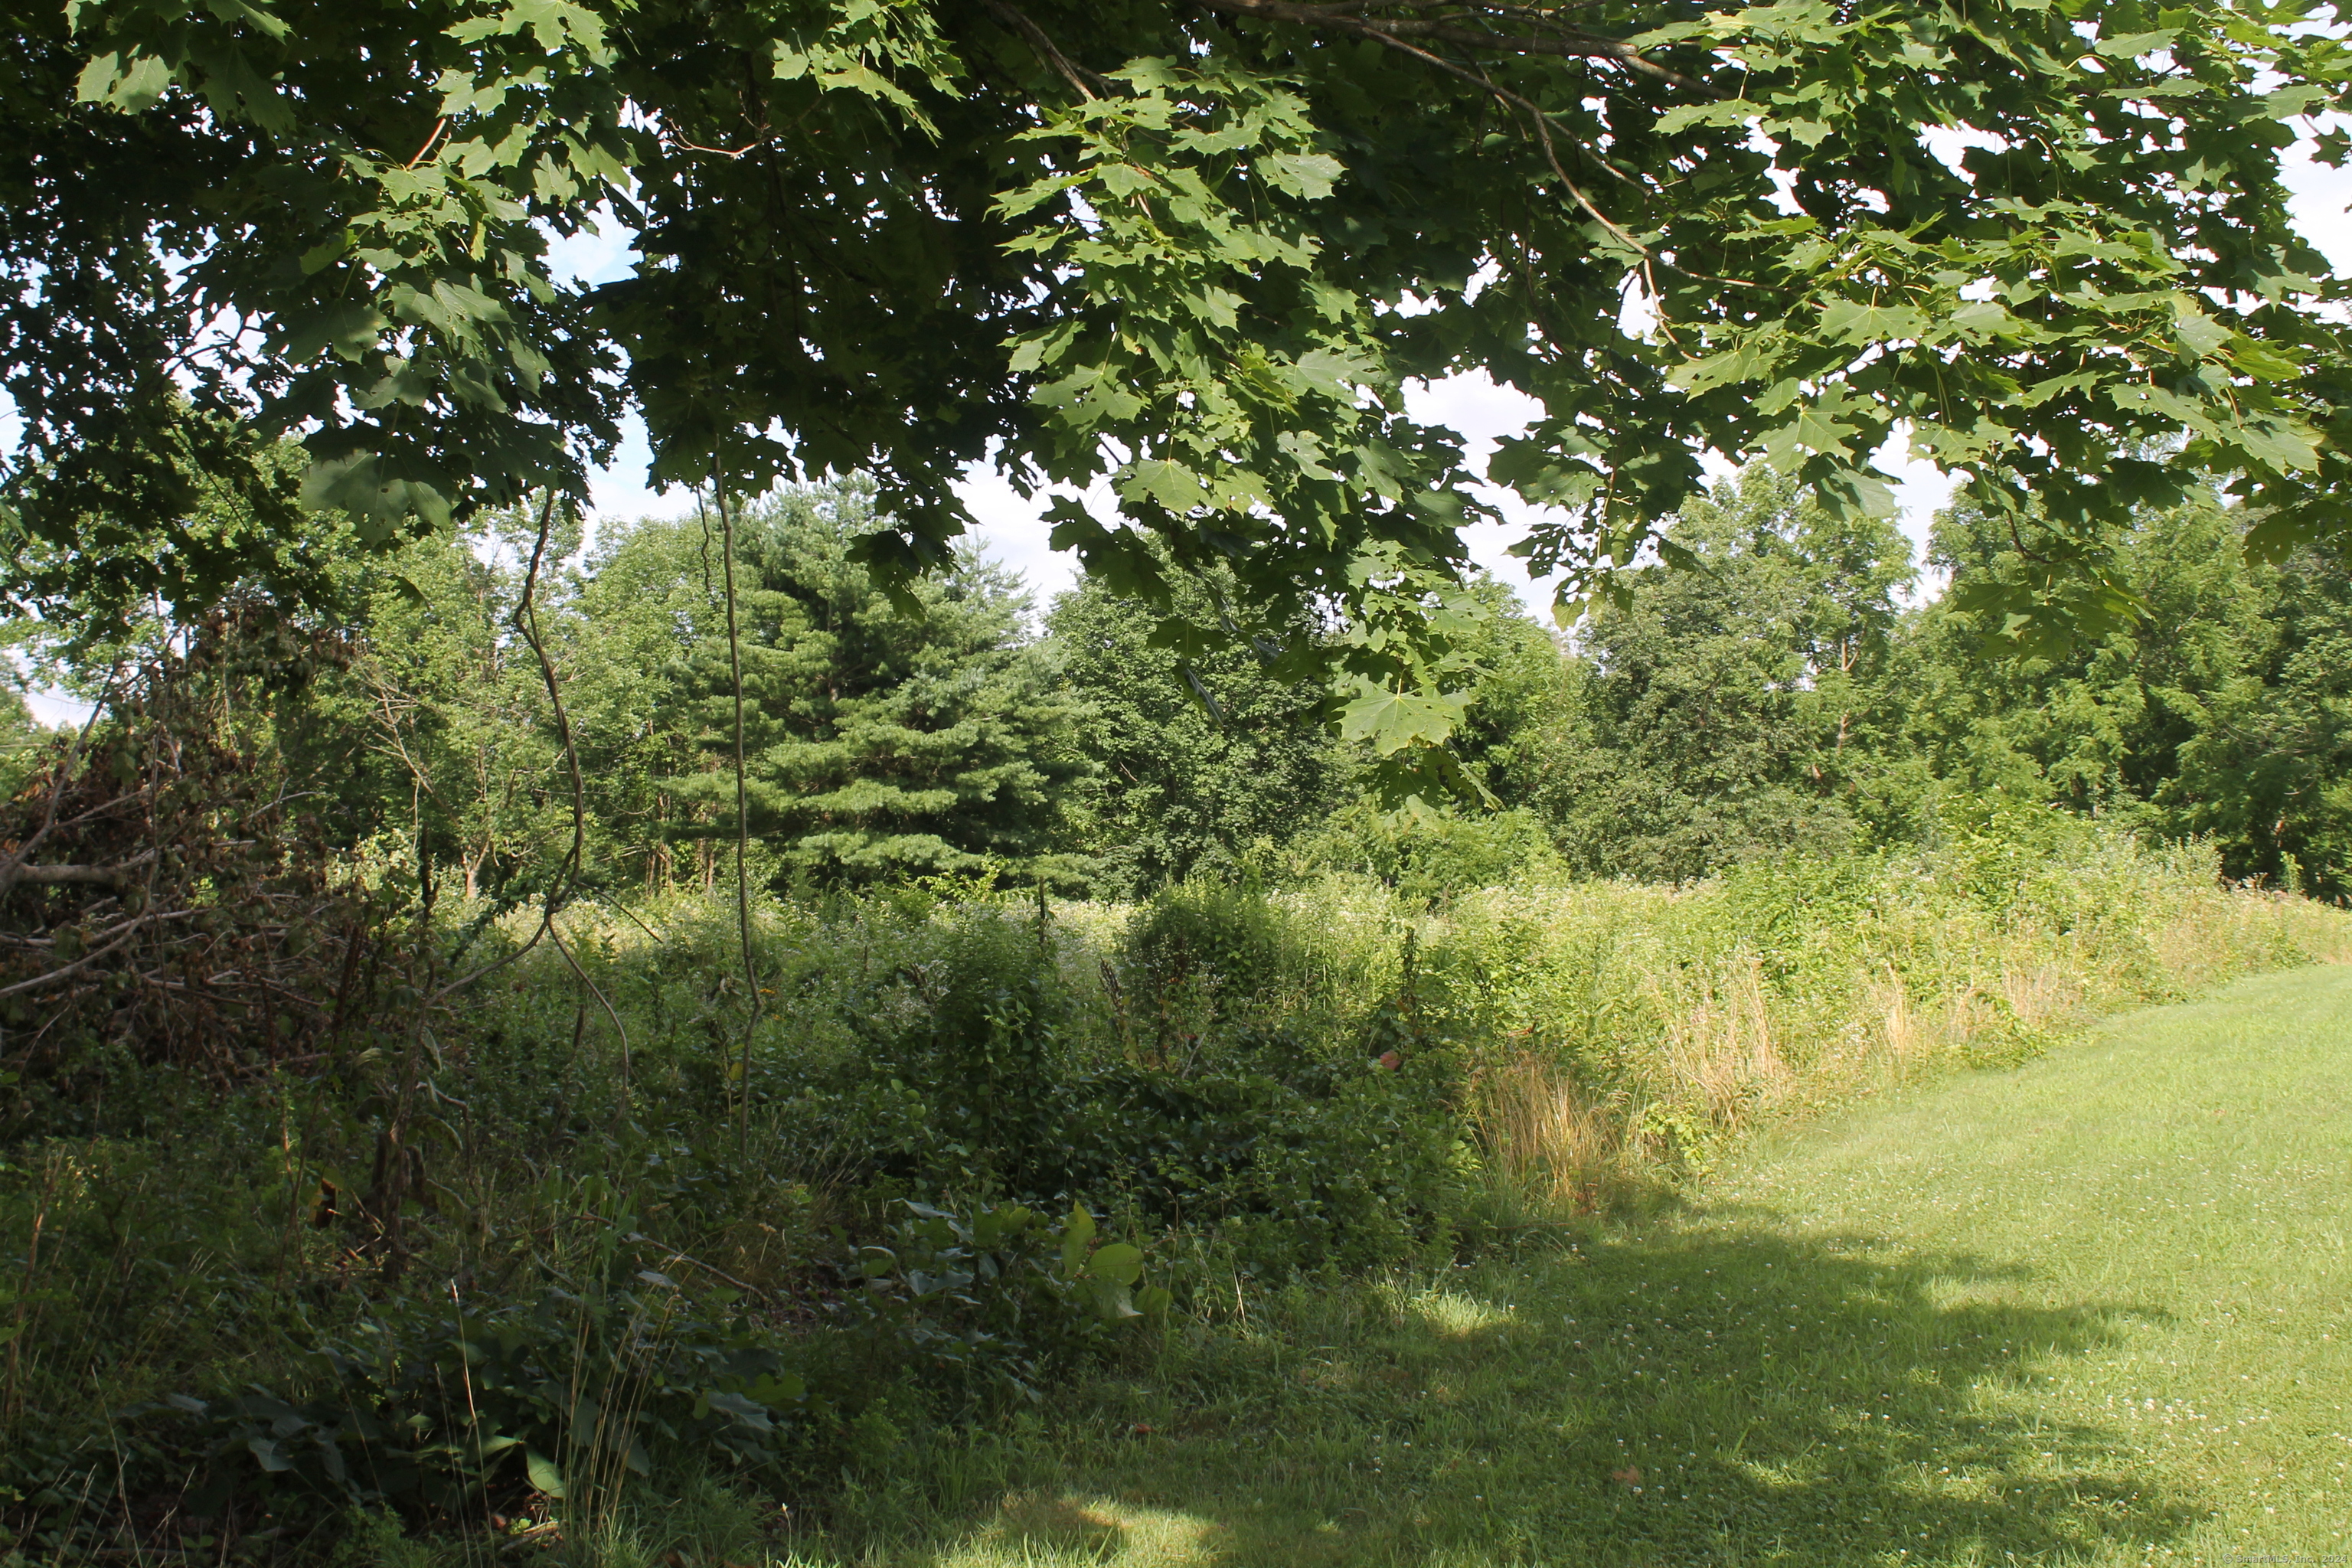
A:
[
  {"left": 1292, "top": 801, "right": 1566, "bottom": 906},
  {"left": 0, "top": 1146, "right": 1166, "bottom": 1559},
  {"left": 1409, "top": 811, "right": 2344, "bottom": 1207},
  {"left": 755, "top": 893, "right": 1475, "bottom": 1272},
  {"left": 0, "top": 609, "right": 393, "bottom": 1112}
]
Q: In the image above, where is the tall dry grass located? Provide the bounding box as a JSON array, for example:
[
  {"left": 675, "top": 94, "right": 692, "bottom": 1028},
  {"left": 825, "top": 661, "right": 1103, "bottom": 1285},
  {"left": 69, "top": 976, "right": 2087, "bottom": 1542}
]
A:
[{"left": 1423, "top": 835, "right": 2352, "bottom": 1213}]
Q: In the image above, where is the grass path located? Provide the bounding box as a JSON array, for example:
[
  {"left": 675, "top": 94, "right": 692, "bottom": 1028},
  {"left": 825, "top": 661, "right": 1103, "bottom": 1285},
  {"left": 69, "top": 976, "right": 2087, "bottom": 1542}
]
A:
[{"left": 848, "top": 965, "right": 2352, "bottom": 1566}]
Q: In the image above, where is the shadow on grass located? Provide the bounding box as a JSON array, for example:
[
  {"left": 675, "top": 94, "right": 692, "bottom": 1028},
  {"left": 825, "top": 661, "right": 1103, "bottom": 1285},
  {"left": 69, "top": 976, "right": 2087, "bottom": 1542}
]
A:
[{"left": 883, "top": 1219, "right": 2203, "bottom": 1566}]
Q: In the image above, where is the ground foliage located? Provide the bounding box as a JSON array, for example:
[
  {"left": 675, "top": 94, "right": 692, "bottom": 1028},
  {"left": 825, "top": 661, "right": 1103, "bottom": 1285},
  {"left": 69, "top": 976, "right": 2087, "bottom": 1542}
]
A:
[
  {"left": 725, "top": 965, "right": 2352, "bottom": 1566},
  {"left": 1, "top": 717, "right": 2341, "bottom": 1561}
]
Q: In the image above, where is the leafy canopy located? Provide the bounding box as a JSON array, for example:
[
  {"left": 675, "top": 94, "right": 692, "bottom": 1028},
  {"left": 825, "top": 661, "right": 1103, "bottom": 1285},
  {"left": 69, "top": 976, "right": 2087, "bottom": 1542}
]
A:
[
  {"left": 11, "top": 0, "right": 2352, "bottom": 757},
  {"left": 1524, "top": 466, "right": 1913, "bottom": 882},
  {"left": 1050, "top": 559, "right": 1348, "bottom": 897}
]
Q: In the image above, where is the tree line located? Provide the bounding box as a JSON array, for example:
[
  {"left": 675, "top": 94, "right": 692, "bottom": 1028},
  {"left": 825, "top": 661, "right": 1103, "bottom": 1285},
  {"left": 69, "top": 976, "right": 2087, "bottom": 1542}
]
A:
[{"left": 18, "top": 466, "right": 2337, "bottom": 905}]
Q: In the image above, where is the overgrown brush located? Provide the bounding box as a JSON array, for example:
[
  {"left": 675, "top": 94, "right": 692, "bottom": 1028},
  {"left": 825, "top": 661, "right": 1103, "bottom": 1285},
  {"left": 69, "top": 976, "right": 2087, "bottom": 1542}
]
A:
[
  {"left": 0, "top": 606, "right": 393, "bottom": 1117},
  {"left": 1419, "top": 812, "right": 2350, "bottom": 1211},
  {"left": 5, "top": 799, "right": 2344, "bottom": 1565}
]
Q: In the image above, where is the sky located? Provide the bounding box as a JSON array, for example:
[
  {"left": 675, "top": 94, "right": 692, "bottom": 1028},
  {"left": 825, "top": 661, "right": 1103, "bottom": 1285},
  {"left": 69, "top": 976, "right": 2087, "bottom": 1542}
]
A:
[{"left": 15, "top": 116, "right": 2352, "bottom": 724}]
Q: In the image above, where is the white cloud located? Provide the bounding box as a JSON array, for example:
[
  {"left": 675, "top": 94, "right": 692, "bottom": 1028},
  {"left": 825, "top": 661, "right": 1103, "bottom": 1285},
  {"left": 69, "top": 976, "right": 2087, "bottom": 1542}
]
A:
[
  {"left": 2284, "top": 124, "right": 2352, "bottom": 275},
  {"left": 952, "top": 466, "right": 1095, "bottom": 610}
]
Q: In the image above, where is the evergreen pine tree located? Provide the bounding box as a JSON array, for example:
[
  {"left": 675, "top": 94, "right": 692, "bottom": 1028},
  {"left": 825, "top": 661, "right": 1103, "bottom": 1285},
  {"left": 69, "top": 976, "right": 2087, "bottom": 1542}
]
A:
[{"left": 585, "top": 479, "right": 1092, "bottom": 889}]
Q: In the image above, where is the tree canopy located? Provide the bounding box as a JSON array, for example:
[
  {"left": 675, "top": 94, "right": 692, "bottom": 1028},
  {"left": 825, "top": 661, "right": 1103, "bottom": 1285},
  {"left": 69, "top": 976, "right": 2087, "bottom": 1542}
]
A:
[
  {"left": 629, "top": 482, "right": 1093, "bottom": 888},
  {"left": 1050, "top": 560, "right": 1347, "bottom": 896},
  {"left": 8, "top": 0, "right": 2352, "bottom": 765},
  {"left": 305, "top": 479, "right": 1093, "bottom": 894},
  {"left": 1527, "top": 465, "right": 1911, "bottom": 881},
  {"left": 1890, "top": 496, "right": 2352, "bottom": 896}
]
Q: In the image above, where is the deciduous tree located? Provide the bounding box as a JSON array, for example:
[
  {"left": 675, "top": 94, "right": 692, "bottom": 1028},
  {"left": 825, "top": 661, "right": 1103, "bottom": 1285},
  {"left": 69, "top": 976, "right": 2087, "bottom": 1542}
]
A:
[
  {"left": 1895, "top": 498, "right": 2352, "bottom": 897},
  {"left": 1050, "top": 563, "right": 1345, "bottom": 895},
  {"left": 1524, "top": 466, "right": 1911, "bottom": 881},
  {"left": 10, "top": 0, "right": 2351, "bottom": 765}
]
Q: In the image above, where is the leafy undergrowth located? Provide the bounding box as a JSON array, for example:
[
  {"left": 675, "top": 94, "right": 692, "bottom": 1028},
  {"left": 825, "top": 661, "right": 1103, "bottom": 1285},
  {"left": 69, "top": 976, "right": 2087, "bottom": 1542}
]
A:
[
  {"left": 746, "top": 964, "right": 2352, "bottom": 1566},
  {"left": 4, "top": 825, "right": 2346, "bottom": 1567}
]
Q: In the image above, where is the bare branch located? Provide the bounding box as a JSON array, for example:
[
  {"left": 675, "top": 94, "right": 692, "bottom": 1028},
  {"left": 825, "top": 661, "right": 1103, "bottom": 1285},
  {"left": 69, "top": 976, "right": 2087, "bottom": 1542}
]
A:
[
  {"left": 1193, "top": 0, "right": 1713, "bottom": 94},
  {"left": 5, "top": 850, "right": 157, "bottom": 887},
  {"left": 982, "top": 0, "right": 1109, "bottom": 101},
  {"left": 0, "top": 910, "right": 198, "bottom": 1000},
  {"left": 432, "top": 488, "right": 575, "bottom": 1001},
  {"left": 0, "top": 695, "right": 115, "bottom": 900},
  {"left": 403, "top": 117, "right": 450, "bottom": 170}
]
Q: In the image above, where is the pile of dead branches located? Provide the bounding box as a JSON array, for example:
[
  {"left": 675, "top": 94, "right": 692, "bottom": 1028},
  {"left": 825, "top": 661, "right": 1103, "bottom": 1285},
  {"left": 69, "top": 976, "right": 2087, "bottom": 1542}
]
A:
[{"left": 0, "top": 605, "right": 391, "bottom": 1097}]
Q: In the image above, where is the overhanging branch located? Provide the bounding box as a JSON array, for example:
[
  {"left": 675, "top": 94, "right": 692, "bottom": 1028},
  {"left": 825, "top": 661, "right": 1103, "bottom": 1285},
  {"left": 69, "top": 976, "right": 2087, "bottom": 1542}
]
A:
[
  {"left": 983, "top": 0, "right": 1109, "bottom": 100},
  {"left": 1192, "top": 0, "right": 1713, "bottom": 93}
]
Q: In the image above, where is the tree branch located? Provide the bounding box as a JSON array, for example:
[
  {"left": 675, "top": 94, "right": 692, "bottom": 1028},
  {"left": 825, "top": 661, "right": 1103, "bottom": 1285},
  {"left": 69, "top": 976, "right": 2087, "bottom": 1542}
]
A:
[
  {"left": 1193, "top": 0, "right": 1713, "bottom": 93},
  {"left": 1236, "top": 10, "right": 1770, "bottom": 304},
  {"left": 4, "top": 850, "right": 156, "bottom": 887},
  {"left": 982, "top": 0, "right": 1107, "bottom": 100},
  {"left": 705, "top": 470, "right": 763, "bottom": 1156},
  {"left": 0, "top": 910, "right": 198, "bottom": 1000},
  {"left": 430, "top": 489, "right": 606, "bottom": 1024},
  {"left": 0, "top": 696, "right": 116, "bottom": 901},
  {"left": 1334, "top": 21, "right": 1664, "bottom": 283}
]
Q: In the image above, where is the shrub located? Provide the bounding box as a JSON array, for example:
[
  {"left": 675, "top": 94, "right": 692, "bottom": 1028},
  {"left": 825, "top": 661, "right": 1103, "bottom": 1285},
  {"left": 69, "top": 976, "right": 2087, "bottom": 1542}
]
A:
[
  {"left": 1292, "top": 801, "right": 1566, "bottom": 905},
  {"left": 61, "top": 1194, "right": 1168, "bottom": 1552},
  {"left": 782, "top": 897, "right": 1475, "bottom": 1272},
  {"left": 1416, "top": 809, "right": 2351, "bottom": 1212},
  {"left": 851, "top": 1199, "right": 1170, "bottom": 1402},
  {"left": 1120, "top": 881, "right": 1293, "bottom": 1023}
]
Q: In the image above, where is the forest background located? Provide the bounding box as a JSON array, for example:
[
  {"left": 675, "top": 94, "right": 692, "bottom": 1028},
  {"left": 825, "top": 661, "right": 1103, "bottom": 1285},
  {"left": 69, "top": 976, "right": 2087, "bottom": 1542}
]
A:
[{"left": 12, "top": 462, "right": 2342, "bottom": 906}]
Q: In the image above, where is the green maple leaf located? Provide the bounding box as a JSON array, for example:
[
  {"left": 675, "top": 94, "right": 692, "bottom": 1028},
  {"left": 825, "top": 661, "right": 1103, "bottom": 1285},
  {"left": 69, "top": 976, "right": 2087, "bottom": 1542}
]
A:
[
  {"left": 1339, "top": 683, "right": 1471, "bottom": 755},
  {"left": 1819, "top": 300, "right": 1932, "bottom": 345}
]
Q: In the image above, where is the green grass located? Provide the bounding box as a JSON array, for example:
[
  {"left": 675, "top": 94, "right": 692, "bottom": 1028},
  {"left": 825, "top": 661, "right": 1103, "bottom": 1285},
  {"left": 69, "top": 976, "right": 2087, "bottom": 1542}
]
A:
[{"left": 801, "top": 964, "right": 2352, "bottom": 1566}]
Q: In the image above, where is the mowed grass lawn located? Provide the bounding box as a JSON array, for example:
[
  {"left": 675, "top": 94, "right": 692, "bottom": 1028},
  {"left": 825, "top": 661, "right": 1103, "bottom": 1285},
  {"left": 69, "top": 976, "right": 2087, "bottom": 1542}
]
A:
[{"left": 835, "top": 965, "right": 2352, "bottom": 1567}]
